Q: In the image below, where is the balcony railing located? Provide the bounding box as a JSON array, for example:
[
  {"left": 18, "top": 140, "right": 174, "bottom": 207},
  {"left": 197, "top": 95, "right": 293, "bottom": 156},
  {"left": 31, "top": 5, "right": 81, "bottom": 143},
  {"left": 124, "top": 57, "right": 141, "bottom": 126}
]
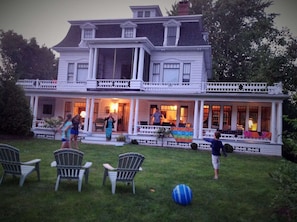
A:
[{"left": 16, "top": 79, "right": 283, "bottom": 94}]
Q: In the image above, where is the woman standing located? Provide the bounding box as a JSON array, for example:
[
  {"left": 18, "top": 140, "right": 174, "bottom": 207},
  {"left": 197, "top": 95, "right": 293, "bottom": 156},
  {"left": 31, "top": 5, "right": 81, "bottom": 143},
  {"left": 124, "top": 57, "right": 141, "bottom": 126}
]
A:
[
  {"left": 70, "top": 114, "right": 81, "bottom": 149},
  {"left": 104, "top": 113, "right": 115, "bottom": 141}
]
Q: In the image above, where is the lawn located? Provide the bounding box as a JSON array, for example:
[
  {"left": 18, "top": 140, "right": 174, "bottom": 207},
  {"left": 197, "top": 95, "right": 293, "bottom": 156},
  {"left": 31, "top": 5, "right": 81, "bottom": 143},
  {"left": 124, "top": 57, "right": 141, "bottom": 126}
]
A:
[{"left": 0, "top": 138, "right": 285, "bottom": 222}]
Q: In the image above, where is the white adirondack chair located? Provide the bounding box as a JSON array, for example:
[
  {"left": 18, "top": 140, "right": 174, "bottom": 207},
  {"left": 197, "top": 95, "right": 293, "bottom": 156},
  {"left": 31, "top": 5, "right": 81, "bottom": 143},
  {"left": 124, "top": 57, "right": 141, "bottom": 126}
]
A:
[{"left": 0, "top": 144, "right": 41, "bottom": 187}]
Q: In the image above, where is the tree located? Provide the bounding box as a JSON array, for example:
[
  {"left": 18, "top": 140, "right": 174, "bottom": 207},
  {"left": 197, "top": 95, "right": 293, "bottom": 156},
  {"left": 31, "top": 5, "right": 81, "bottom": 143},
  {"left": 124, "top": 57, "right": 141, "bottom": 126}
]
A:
[
  {"left": 0, "top": 30, "right": 58, "bottom": 81},
  {"left": 0, "top": 78, "right": 33, "bottom": 136}
]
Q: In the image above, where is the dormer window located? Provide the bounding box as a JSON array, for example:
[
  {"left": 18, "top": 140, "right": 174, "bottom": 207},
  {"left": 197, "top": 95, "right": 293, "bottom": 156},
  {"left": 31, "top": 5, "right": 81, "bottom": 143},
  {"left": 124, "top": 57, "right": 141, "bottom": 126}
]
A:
[
  {"left": 137, "top": 10, "right": 151, "bottom": 18},
  {"left": 80, "top": 23, "right": 96, "bottom": 40},
  {"left": 130, "top": 6, "right": 162, "bottom": 18},
  {"left": 163, "top": 20, "right": 181, "bottom": 46},
  {"left": 121, "top": 21, "right": 137, "bottom": 38}
]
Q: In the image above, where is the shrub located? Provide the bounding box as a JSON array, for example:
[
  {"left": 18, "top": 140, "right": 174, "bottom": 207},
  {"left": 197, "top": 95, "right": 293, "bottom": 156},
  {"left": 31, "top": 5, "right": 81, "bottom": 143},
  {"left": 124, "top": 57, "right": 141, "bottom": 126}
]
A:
[
  {"left": 224, "top": 143, "right": 234, "bottom": 153},
  {"left": 116, "top": 134, "right": 126, "bottom": 142},
  {"left": 269, "top": 160, "right": 297, "bottom": 220},
  {"left": 131, "top": 139, "right": 139, "bottom": 145},
  {"left": 191, "top": 143, "right": 198, "bottom": 150}
]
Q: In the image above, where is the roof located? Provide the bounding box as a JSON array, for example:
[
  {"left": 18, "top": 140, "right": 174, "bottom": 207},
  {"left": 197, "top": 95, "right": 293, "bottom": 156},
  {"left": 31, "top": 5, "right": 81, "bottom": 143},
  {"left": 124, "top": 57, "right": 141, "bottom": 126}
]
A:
[{"left": 53, "top": 15, "right": 208, "bottom": 48}]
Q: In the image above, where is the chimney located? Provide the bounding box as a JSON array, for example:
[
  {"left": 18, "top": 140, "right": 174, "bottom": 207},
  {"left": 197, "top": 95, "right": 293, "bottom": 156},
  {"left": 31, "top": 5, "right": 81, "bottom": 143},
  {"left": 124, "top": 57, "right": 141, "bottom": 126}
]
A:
[{"left": 178, "top": 1, "right": 190, "bottom": 16}]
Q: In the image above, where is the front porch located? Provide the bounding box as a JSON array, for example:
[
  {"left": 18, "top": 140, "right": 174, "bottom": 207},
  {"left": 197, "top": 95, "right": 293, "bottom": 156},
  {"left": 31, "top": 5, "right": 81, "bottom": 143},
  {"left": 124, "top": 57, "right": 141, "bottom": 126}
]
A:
[{"left": 33, "top": 124, "right": 282, "bottom": 156}]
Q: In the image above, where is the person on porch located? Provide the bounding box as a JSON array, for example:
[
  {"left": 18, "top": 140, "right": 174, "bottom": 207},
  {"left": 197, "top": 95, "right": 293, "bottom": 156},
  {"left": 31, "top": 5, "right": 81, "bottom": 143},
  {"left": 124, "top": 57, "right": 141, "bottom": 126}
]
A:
[
  {"left": 104, "top": 113, "right": 115, "bottom": 141},
  {"left": 151, "top": 107, "right": 163, "bottom": 125}
]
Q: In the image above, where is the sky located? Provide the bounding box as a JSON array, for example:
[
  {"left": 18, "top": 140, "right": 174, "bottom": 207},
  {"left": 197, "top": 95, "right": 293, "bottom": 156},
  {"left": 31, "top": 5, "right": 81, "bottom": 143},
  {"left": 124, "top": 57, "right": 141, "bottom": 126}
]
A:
[{"left": 0, "top": 0, "right": 296, "bottom": 50}]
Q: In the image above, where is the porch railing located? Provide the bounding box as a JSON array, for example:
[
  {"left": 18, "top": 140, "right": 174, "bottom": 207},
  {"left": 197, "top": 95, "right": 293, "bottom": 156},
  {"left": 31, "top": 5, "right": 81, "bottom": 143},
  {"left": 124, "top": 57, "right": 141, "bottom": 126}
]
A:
[{"left": 16, "top": 79, "right": 283, "bottom": 94}]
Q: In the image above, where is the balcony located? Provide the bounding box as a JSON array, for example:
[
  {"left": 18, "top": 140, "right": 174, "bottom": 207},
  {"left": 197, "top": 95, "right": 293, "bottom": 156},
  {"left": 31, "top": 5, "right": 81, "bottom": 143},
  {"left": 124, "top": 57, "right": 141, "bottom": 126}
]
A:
[{"left": 16, "top": 79, "right": 283, "bottom": 95}]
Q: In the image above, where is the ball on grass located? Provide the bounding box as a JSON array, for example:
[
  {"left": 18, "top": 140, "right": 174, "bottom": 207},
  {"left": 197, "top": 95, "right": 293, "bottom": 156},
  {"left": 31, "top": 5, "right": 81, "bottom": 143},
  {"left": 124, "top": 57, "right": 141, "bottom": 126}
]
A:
[{"left": 172, "top": 184, "right": 193, "bottom": 206}]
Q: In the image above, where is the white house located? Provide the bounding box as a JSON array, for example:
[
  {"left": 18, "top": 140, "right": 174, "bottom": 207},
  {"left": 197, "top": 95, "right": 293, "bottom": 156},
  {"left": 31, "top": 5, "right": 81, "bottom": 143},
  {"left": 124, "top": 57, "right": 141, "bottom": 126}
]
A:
[{"left": 17, "top": 2, "right": 287, "bottom": 156}]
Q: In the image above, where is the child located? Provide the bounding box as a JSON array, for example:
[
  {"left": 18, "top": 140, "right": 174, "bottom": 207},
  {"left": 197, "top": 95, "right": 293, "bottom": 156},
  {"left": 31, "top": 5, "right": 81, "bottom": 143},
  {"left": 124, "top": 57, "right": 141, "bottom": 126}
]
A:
[
  {"left": 204, "top": 131, "right": 227, "bottom": 179},
  {"left": 70, "top": 114, "right": 81, "bottom": 149},
  {"left": 60, "top": 114, "right": 72, "bottom": 148}
]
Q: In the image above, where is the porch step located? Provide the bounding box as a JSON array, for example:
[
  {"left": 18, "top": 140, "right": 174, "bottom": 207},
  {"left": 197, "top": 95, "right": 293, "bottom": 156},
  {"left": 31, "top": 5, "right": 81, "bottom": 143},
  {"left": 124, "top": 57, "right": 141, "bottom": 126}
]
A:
[{"left": 81, "top": 134, "right": 124, "bottom": 146}]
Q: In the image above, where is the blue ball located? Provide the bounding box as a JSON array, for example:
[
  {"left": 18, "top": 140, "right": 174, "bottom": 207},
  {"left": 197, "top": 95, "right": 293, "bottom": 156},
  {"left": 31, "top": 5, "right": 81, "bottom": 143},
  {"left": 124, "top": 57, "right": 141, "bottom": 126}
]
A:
[{"left": 172, "top": 184, "right": 193, "bottom": 206}]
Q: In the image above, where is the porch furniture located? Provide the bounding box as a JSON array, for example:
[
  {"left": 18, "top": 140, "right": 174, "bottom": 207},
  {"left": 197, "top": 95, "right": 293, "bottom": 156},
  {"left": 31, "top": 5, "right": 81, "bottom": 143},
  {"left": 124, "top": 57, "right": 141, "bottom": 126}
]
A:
[
  {"left": 94, "top": 118, "right": 105, "bottom": 131},
  {"left": 139, "top": 121, "right": 148, "bottom": 125},
  {"left": 0, "top": 144, "right": 41, "bottom": 187},
  {"left": 51, "top": 148, "right": 92, "bottom": 192},
  {"left": 102, "top": 152, "right": 145, "bottom": 194}
]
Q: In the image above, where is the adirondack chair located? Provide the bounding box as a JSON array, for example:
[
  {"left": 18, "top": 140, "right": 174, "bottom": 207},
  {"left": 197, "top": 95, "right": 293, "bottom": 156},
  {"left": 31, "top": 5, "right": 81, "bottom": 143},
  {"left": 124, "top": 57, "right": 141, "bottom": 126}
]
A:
[
  {"left": 102, "top": 152, "right": 145, "bottom": 194},
  {"left": 94, "top": 118, "right": 105, "bottom": 131},
  {"left": 0, "top": 144, "right": 41, "bottom": 187},
  {"left": 51, "top": 148, "right": 92, "bottom": 192}
]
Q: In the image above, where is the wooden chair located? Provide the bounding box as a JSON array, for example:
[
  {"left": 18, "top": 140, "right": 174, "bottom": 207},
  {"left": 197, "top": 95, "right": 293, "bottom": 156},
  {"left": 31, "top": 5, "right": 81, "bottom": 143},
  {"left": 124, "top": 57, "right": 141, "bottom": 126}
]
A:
[
  {"left": 94, "top": 118, "right": 105, "bottom": 131},
  {"left": 0, "top": 144, "right": 41, "bottom": 187},
  {"left": 102, "top": 152, "right": 145, "bottom": 194},
  {"left": 51, "top": 149, "right": 92, "bottom": 192}
]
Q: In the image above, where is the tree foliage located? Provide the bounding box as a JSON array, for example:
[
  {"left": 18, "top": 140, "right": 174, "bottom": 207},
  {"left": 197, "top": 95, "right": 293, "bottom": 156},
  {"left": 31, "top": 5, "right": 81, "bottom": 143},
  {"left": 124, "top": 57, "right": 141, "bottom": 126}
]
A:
[
  {"left": 0, "top": 30, "right": 58, "bottom": 81},
  {"left": 167, "top": 0, "right": 297, "bottom": 91},
  {"left": 0, "top": 79, "right": 33, "bottom": 136}
]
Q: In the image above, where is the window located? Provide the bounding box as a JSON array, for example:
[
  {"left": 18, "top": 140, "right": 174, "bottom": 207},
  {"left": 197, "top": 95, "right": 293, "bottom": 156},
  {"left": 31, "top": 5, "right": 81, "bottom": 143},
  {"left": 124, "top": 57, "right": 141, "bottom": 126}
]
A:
[
  {"left": 182, "top": 63, "right": 191, "bottom": 82},
  {"left": 43, "top": 104, "right": 52, "bottom": 115},
  {"left": 249, "top": 106, "right": 258, "bottom": 131},
  {"left": 237, "top": 106, "right": 246, "bottom": 128},
  {"left": 152, "top": 63, "right": 160, "bottom": 82},
  {"left": 223, "top": 106, "right": 232, "bottom": 130},
  {"left": 144, "top": 11, "right": 151, "bottom": 17},
  {"left": 67, "top": 63, "right": 74, "bottom": 82},
  {"left": 180, "top": 106, "right": 188, "bottom": 124},
  {"left": 203, "top": 105, "right": 209, "bottom": 128},
  {"left": 261, "top": 107, "right": 270, "bottom": 131},
  {"left": 121, "top": 21, "right": 137, "bottom": 38},
  {"left": 77, "top": 63, "right": 88, "bottom": 82},
  {"left": 160, "top": 105, "right": 177, "bottom": 126},
  {"left": 84, "top": 29, "right": 93, "bottom": 39},
  {"left": 124, "top": 28, "right": 134, "bottom": 38},
  {"left": 163, "top": 20, "right": 181, "bottom": 46},
  {"left": 64, "top": 102, "right": 72, "bottom": 118},
  {"left": 163, "top": 63, "right": 179, "bottom": 83},
  {"left": 137, "top": 11, "right": 143, "bottom": 18},
  {"left": 211, "top": 105, "right": 220, "bottom": 128},
  {"left": 167, "top": 26, "right": 177, "bottom": 46}
]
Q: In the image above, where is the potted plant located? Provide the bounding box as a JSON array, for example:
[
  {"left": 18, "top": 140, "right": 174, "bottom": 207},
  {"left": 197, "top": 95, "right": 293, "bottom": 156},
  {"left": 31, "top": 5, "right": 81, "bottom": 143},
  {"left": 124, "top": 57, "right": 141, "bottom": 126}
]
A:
[{"left": 156, "top": 127, "right": 171, "bottom": 147}]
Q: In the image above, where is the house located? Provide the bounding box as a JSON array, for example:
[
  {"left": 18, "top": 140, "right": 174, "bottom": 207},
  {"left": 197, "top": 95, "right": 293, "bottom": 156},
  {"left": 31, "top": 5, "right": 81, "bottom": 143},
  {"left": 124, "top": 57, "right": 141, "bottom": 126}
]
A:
[{"left": 17, "top": 2, "right": 287, "bottom": 156}]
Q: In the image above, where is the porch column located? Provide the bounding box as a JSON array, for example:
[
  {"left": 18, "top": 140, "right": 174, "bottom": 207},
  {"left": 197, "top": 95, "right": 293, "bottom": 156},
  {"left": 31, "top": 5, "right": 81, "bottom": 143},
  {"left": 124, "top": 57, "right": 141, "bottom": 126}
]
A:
[
  {"left": 92, "top": 48, "right": 98, "bottom": 80},
  {"left": 270, "top": 102, "right": 276, "bottom": 143},
  {"left": 32, "top": 96, "right": 39, "bottom": 129},
  {"left": 132, "top": 48, "right": 139, "bottom": 80},
  {"left": 30, "top": 96, "right": 34, "bottom": 112},
  {"left": 88, "top": 48, "right": 94, "bottom": 79},
  {"left": 257, "top": 105, "right": 262, "bottom": 132},
  {"left": 84, "top": 98, "right": 91, "bottom": 134},
  {"left": 231, "top": 105, "right": 237, "bottom": 130},
  {"left": 88, "top": 98, "right": 95, "bottom": 133},
  {"left": 245, "top": 106, "right": 250, "bottom": 130},
  {"left": 128, "top": 98, "right": 135, "bottom": 134},
  {"left": 277, "top": 101, "right": 283, "bottom": 144},
  {"left": 133, "top": 99, "right": 139, "bottom": 135},
  {"left": 137, "top": 47, "right": 144, "bottom": 80},
  {"left": 219, "top": 105, "right": 224, "bottom": 130},
  {"left": 198, "top": 100, "right": 204, "bottom": 139},
  {"left": 193, "top": 99, "right": 199, "bottom": 139},
  {"left": 208, "top": 105, "right": 212, "bottom": 128}
]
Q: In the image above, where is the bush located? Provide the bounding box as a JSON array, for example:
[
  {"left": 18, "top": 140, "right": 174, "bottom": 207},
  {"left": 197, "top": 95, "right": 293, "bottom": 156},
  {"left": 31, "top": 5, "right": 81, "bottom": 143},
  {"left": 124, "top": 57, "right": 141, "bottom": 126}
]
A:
[
  {"left": 269, "top": 160, "right": 297, "bottom": 221},
  {"left": 116, "top": 134, "right": 126, "bottom": 142},
  {"left": 131, "top": 139, "right": 139, "bottom": 145},
  {"left": 224, "top": 143, "right": 234, "bottom": 153},
  {"left": 191, "top": 143, "right": 198, "bottom": 150}
]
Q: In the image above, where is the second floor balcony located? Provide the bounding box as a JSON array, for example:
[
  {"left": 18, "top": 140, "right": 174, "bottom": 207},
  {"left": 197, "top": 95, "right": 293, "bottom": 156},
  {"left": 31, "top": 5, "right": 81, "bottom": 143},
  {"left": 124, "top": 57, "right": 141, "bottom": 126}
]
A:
[{"left": 16, "top": 79, "right": 283, "bottom": 95}]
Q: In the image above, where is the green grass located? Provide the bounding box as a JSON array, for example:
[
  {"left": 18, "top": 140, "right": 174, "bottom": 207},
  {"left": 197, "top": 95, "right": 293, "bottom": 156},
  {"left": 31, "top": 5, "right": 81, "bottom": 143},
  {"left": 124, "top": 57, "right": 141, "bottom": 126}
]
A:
[{"left": 0, "top": 138, "right": 285, "bottom": 222}]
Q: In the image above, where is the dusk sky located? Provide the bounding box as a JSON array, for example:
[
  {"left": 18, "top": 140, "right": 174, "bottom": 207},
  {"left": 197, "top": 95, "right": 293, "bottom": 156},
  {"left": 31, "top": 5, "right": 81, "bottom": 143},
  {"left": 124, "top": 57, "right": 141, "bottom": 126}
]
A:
[{"left": 0, "top": 0, "right": 296, "bottom": 52}]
